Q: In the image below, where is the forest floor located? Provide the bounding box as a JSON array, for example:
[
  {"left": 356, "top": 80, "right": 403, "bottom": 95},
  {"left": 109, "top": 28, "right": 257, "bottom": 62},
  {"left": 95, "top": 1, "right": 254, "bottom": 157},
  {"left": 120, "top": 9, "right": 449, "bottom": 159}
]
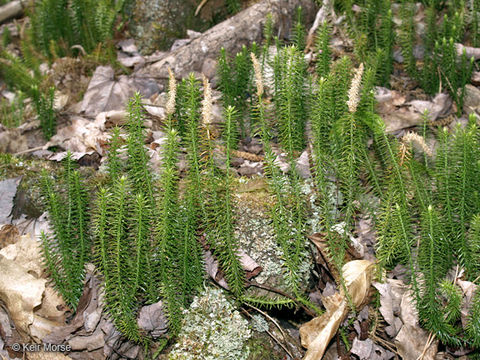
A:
[{"left": 1, "top": 0, "right": 480, "bottom": 359}]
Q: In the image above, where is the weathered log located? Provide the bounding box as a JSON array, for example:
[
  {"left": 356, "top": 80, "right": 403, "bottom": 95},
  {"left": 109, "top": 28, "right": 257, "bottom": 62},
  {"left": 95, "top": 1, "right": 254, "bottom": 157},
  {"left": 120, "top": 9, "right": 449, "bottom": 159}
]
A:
[
  {"left": 0, "top": 0, "right": 28, "bottom": 24},
  {"left": 136, "top": 0, "right": 317, "bottom": 80}
]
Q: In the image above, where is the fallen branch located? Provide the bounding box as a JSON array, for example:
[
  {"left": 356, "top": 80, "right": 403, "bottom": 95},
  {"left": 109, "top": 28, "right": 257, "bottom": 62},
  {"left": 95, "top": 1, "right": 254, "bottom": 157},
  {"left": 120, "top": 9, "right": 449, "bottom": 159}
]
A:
[
  {"left": 0, "top": 0, "right": 28, "bottom": 24},
  {"left": 137, "top": 0, "right": 317, "bottom": 80}
]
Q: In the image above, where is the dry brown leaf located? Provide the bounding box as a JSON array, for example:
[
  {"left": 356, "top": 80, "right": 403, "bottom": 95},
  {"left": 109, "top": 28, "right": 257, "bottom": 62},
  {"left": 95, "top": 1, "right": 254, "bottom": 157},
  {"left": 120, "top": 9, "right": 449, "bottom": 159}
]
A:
[
  {"left": 373, "top": 279, "right": 404, "bottom": 337},
  {"left": 0, "top": 234, "right": 44, "bottom": 278},
  {"left": 0, "top": 224, "right": 19, "bottom": 249},
  {"left": 0, "top": 233, "right": 69, "bottom": 342},
  {"left": 395, "top": 290, "right": 438, "bottom": 360},
  {"left": 457, "top": 279, "right": 478, "bottom": 328},
  {"left": 137, "top": 301, "right": 168, "bottom": 338},
  {"left": 0, "top": 255, "right": 46, "bottom": 337},
  {"left": 0, "top": 177, "right": 21, "bottom": 225},
  {"left": 44, "top": 115, "right": 108, "bottom": 156},
  {"left": 80, "top": 66, "right": 133, "bottom": 116},
  {"left": 350, "top": 338, "right": 395, "bottom": 360},
  {"left": 68, "top": 327, "right": 104, "bottom": 352},
  {"left": 80, "top": 66, "right": 159, "bottom": 117},
  {"left": 299, "top": 260, "right": 375, "bottom": 360},
  {"left": 27, "top": 351, "right": 72, "bottom": 360},
  {"left": 204, "top": 249, "right": 262, "bottom": 290}
]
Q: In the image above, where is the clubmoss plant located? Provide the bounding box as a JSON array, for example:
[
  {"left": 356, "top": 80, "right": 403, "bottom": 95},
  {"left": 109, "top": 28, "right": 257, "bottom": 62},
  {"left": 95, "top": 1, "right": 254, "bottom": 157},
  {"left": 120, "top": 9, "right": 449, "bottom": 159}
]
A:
[
  {"left": 0, "top": 50, "right": 57, "bottom": 139},
  {"left": 315, "top": 22, "right": 331, "bottom": 78},
  {"left": 292, "top": 6, "right": 306, "bottom": 51},
  {"left": 217, "top": 45, "right": 253, "bottom": 140},
  {"left": 252, "top": 52, "right": 308, "bottom": 300},
  {"left": 467, "top": 288, "right": 480, "bottom": 347},
  {"left": 40, "top": 152, "right": 90, "bottom": 310},
  {"left": 273, "top": 45, "right": 308, "bottom": 153},
  {"left": 0, "top": 92, "right": 25, "bottom": 128},
  {"left": 29, "top": 0, "right": 118, "bottom": 59},
  {"left": 178, "top": 73, "right": 205, "bottom": 301},
  {"left": 93, "top": 177, "right": 142, "bottom": 342},
  {"left": 398, "top": 0, "right": 417, "bottom": 78},
  {"left": 32, "top": 85, "right": 56, "bottom": 140},
  {"left": 201, "top": 76, "right": 245, "bottom": 297}
]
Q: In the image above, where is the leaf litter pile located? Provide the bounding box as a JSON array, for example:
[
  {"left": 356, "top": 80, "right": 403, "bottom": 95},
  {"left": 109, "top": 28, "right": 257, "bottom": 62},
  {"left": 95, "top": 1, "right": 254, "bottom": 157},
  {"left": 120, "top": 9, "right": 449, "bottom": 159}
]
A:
[{"left": 0, "top": 0, "right": 480, "bottom": 359}]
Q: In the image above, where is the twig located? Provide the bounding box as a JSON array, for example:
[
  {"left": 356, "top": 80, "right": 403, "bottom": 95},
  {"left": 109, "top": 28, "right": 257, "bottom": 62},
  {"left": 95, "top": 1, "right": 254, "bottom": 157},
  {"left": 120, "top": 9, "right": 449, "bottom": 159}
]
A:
[
  {"left": 14, "top": 146, "right": 45, "bottom": 155},
  {"left": 195, "top": 0, "right": 209, "bottom": 16},
  {"left": 241, "top": 309, "right": 295, "bottom": 360},
  {"left": 416, "top": 332, "right": 436, "bottom": 360},
  {"left": 243, "top": 302, "right": 287, "bottom": 341},
  {"left": 371, "top": 334, "right": 399, "bottom": 355},
  {"left": 472, "top": 275, "right": 480, "bottom": 284}
]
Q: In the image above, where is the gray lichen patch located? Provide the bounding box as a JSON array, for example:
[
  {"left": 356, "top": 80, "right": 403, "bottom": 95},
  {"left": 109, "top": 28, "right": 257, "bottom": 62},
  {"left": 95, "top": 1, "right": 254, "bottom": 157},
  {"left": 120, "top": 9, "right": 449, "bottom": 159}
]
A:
[
  {"left": 233, "top": 178, "right": 313, "bottom": 293},
  {"left": 168, "top": 287, "right": 251, "bottom": 360}
]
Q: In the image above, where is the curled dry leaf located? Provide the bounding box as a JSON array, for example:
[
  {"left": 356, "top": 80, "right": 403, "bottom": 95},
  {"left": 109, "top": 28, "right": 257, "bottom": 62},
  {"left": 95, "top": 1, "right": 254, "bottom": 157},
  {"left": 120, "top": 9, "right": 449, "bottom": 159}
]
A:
[
  {"left": 43, "top": 115, "right": 109, "bottom": 159},
  {"left": 373, "top": 278, "right": 438, "bottom": 359},
  {"left": 299, "top": 260, "right": 375, "bottom": 360},
  {"left": 0, "top": 224, "right": 19, "bottom": 249},
  {"left": 0, "top": 234, "right": 45, "bottom": 278}
]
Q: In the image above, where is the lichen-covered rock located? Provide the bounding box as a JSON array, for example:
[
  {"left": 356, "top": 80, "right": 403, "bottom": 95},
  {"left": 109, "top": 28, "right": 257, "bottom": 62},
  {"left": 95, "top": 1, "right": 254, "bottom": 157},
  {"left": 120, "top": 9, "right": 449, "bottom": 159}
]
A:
[
  {"left": 168, "top": 287, "right": 251, "bottom": 360},
  {"left": 129, "top": 0, "right": 199, "bottom": 53},
  {"left": 233, "top": 179, "right": 314, "bottom": 294}
]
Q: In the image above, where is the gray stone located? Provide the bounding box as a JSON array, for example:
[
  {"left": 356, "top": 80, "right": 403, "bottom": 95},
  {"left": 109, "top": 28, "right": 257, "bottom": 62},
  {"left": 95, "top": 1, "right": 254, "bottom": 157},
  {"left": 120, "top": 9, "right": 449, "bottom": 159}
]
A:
[{"left": 463, "top": 84, "right": 480, "bottom": 115}]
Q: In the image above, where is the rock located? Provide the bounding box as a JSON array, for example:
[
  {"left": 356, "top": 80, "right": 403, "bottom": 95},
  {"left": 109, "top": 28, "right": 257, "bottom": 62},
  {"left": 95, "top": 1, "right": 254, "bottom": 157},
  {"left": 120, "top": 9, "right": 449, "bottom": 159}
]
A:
[
  {"left": 129, "top": 0, "right": 199, "bottom": 53},
  {"left": 201, "top": 58, "right": 217, "bottom": 79},
  {"left": 171, "top": 38, "right": 191, "bottom": 52},
  {"left": 187, "top": 30, "right": 202, "bottom": 39},
  {"left": 238, "top": 161, "right": 263, "bottom": 176},
  {"left": 231, "top": 157, "right": 245, "bottom": 167},
  {"left": 463, "top": 84, "right": 480, "bottom": 115},
  {"left": 234, "top": 183, "right": 313, "bottom": 296}
]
